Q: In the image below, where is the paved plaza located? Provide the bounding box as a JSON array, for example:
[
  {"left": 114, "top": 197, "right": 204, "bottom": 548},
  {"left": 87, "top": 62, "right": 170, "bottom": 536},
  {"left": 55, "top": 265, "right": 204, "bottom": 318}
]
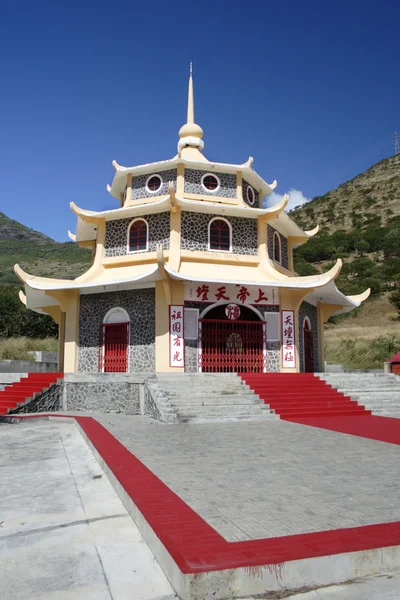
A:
[
  {"left": 2, "top": 414, "right": 400, "bottom": 600},
  {"left": 0, "top": 419, "right": 176, "bottom": 600},
  {"left": 95, "top": 414, "right": 400, "bottom": 542}
]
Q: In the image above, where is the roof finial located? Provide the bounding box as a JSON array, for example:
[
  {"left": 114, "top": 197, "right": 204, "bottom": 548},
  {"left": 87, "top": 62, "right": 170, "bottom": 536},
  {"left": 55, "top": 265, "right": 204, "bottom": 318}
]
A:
[
  {"left": 178, "top": 63, "right": 204, "bottom": 152},
  {"left": 187, "top": 62, "right": 194, "bottom": 125}
]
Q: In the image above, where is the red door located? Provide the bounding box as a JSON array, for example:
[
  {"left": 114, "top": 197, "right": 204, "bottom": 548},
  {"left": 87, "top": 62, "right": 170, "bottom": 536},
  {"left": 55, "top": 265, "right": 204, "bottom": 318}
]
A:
[
  {"left": 303, "top": 320, "right": 314, "bottom": 373},
  {"left": 199, "top": 319, "right": 265, "bottom": 373},
  {"left": 100, "top": 323, "right": 129, "bottom": 372}
]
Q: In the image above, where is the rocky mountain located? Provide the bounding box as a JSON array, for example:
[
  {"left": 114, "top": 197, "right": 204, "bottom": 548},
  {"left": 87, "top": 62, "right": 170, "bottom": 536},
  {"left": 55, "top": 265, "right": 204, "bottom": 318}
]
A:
[
  {"left": 290, "top": 153, "right": 400, "bottom": 234},
  {"left": 290, "top": 154, "right": 400, "bottom": 296},
  {"left": 0, "top": 212, "right": 53, "bottom": 243},
  {"left": 0, "top": 213, "right": 92, "bottom": 285}
]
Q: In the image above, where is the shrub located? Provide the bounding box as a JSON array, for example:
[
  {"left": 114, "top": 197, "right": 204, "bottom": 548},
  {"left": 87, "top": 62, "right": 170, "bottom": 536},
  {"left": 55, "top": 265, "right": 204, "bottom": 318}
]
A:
[
  {"left": 389, "top": 291, "right": 400, "bottom": 317},
  {"left": 0, "top": 337, "right": 58, "bottom": 360}
]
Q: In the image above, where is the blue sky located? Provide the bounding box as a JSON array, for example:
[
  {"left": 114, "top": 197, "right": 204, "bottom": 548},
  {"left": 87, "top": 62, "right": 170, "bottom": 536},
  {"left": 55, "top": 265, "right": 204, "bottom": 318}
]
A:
[{"left": 1, "top": 0, "right": 398, "bottom": 241}]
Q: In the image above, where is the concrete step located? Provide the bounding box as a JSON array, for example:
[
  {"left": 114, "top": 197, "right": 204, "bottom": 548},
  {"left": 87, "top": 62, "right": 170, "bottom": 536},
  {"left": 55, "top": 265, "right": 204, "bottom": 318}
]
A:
[
  {"left": 166, "top": 393, "right": 259, "bottom": 402},
  {"left": 159, "top": 383, "right": 249, "bottom": 392},
  {"left": 164, "top": 387, "right": 253, "bottom": 395},
  {"left": 178, "top": 413, "right": 278, "bottom": 423},
  {"left": 169, "top": 405, "right": 273, "bottom": 415},
  {"left": 167, "top": 398, "right": 265, "bottom": 407}
]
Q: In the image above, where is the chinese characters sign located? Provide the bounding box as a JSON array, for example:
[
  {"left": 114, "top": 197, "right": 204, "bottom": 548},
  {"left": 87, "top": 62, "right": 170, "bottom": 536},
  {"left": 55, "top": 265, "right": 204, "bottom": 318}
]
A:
[
  {"left": 225, "top": 304, "right": 241, "bottom": 320},
  {"left": 281, "top": 310, "right": 296, "bottom": 368},
  {"left": 169, "top": 305, "right": 184, "bottom": 368},
  {"left": 185, "top": 283, "right": 279, "bottom": 306}
]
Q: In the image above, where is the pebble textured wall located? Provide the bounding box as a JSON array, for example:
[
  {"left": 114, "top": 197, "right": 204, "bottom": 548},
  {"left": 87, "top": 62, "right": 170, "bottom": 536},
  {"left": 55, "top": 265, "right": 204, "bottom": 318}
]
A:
[
  {"left": 78, "top": 288, "right": 155, "bottom": 373},
  {"left": 184, "top": 340, "right": 198, "bottom": 373},
  {"left": 104, "top": 212, "right": 170, "bottom": 257},
  {"left": 267, "top": 225, "right": 289, "bottom": 269},
  {"left": 184, "top": 169, "right": 237, "bottom": 198},
  {"left": 266, "top": 341, "right": 280, "bottom": 372},
  {"left": 131, "top": 169, "right": 177, "bottom": 201},
  {"left": 242, "top": 179, "right": 260, "bottom": 208},
  {"left": 298, "top": 301, "right": 319, "bottom": 372},
  {"left": 65, "top": 381, "right": 140, "bottom": 414},
  {"left": 181, "top": 212, "right": 258, "bottom": 255}
]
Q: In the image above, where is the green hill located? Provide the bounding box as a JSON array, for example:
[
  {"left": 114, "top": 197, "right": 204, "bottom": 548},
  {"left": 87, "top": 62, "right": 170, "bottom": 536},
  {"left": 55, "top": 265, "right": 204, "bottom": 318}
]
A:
[
  {"left": 290, "top": 153, "right": 400, "bottom": 296},
  {"left": 0, "top": 213, "right": 92, "bottom": 284}
]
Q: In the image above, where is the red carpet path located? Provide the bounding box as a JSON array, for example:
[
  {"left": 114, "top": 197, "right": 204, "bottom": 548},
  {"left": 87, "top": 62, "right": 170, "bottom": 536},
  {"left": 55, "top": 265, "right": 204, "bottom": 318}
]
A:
[
  {"left": 6, "top": 411, "right": 400, "bottom": 574},
  {"left": 287, "top": 415, "right": 400, "bottom": 445}
]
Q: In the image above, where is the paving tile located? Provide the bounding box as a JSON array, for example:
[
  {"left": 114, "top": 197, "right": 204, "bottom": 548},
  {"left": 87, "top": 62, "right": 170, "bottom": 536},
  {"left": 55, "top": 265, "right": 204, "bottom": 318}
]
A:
[{"left": 95, "top": 414, "right": 400, "bottom": 542}]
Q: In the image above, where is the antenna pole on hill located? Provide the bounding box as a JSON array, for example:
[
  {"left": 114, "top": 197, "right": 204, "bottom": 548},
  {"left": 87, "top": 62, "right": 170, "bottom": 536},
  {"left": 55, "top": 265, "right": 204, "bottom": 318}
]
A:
[{"left": 395, "top": 131, "right": 399, "bottom": 155}]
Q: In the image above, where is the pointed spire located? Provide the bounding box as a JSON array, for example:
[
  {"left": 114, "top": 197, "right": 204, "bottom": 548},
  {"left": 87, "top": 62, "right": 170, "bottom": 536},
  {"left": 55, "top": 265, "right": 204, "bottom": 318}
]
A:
[
  {"left": 187, "top": 62, "right": 194, "bottom": 124},
  {"left": 178, "top": 63, "right": 204, "bottom": 153}
]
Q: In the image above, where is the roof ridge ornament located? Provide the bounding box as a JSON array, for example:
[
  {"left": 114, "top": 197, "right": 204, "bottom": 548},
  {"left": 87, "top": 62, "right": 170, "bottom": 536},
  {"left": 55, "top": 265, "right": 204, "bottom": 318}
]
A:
[{"left": 178, "top": 63, "right": 205, "bottom": 153}]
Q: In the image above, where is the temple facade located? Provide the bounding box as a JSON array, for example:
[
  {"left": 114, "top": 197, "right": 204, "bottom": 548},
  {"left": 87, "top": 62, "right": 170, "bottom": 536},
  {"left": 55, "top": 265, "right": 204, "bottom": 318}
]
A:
[{"left": 16, "top": 70, "right": 369, "bottom": 374}]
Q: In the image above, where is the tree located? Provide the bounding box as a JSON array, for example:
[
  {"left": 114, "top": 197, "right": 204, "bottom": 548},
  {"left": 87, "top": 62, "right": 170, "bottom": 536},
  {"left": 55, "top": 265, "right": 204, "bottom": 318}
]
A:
[
  {"left": 363, "top": 277, "right": 381, "bottom": 296},
  {"left": 0, "top": 285, "right": 57, "bottom": 338},
  {"left": 356, "top": 240, "right": 370, "bottom": 255},
  {"left": 389, "top": 291, "right": 400, "bottom": 318}
]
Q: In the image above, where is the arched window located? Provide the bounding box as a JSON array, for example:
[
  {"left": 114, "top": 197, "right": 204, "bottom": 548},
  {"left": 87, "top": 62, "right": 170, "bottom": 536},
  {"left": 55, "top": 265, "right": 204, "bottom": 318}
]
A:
[
  {"left": 128, "top": 219, "right": 148, "bottom": 252},
  {"left": 273, "top": 231, "right": 281, "bottom": 263},
  {"left": 209, "top": 218, "right": 231, "bottom": 252}
]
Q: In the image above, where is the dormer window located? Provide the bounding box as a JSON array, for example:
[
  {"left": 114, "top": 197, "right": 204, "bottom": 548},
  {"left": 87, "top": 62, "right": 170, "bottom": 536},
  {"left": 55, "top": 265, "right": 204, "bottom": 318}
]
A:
[
  {"left": 209, "top": 218, "right": 231, "bottom": 252},
  {"left": 146, "top": 174, "right": 163, "bottom": 194},
  {"left": 273, "top": 231, "right": 281, "bottom": 263},
  {"left": 201, "top": 173, "right": 220, "bottom": 192},
  {"left": 128, "top": 219, "right": 148, "bottom": 252},
  {"left": 247, "top": 185, "right": 255, "bottom": 205}
]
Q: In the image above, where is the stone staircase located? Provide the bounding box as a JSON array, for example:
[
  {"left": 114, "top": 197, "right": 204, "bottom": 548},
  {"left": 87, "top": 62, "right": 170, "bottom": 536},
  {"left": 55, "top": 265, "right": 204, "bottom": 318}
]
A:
[
  {"left": 242, "top": 373, "right": 370, "bottom": 419},
  {"left": 319, "top": 373, "right": 400, "bottom": 418},
  {"left": 155, "top": 374, "right": 277, "bottom": 423},
  {"left": 0, "top": 372, "right": 63, "bottom": 414}
]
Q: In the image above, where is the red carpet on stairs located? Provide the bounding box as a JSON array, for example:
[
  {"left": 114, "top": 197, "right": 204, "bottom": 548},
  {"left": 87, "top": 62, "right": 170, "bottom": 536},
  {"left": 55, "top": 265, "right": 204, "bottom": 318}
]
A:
[
  {"left": 241, "top": 373, "right": 371, "bottom": 419},
  {"left": 0, "top": 372, "right": 63, "bottom": 414}
]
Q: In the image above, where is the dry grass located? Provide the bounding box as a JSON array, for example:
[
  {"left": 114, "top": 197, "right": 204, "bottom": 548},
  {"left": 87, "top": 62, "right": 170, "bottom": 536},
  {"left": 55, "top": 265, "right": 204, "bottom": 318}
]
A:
[
  {"left": 325, "top": 295, "right": 400, "bottom": 368},
  {"left": 0, "top": 337, "right": 58, "bottom": 361}
]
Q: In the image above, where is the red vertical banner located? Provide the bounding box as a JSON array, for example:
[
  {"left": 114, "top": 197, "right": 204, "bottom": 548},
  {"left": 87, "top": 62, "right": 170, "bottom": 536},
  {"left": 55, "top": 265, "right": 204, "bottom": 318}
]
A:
[
  {"left": 169, "top": 305, "right": 185, "bottom": 368},
  {"left": 281, "top": 310, "right": 296, "bottom": 369}
]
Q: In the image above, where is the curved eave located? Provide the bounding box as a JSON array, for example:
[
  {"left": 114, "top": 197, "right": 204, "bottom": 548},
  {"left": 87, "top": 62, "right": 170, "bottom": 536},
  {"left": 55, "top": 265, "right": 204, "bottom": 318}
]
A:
[
  {"left": 165, "top": 259, "right": 342, "bottom": 289},
  {"left": 15, "top": 264, "right": 74, "bottom": 287},
  {"left": 304, "top": 282, "right": 371, "bottom": 314},
  {"left": 304, "top": 225, "right": 320, "bottom": 237},
  {"left": 71, "top": 196, "right": 171, "bottom": 223},
  {"left": 109, "top": 155, "right": 276, "bottom": 201},
  {"left": 17, "top": 264, "right": 161, "bottom": 309},
  {"left": 270, "top": 212, "right": 319, "bottom": 241},
  {"left": 177, "top": 194, "right": 287, "bottom": 218}
]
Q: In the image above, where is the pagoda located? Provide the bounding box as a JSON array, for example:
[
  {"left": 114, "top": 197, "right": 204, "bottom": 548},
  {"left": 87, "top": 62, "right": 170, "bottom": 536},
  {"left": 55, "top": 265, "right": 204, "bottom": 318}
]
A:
[{"left": 15, "top": 68, "right": 369, "bottom": 374}]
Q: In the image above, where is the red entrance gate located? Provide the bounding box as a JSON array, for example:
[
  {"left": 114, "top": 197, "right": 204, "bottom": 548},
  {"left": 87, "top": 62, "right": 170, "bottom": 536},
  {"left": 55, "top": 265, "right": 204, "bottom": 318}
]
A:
[
  {"left": 99, "top": 323, "right": 129, "bottom": 372},
  {"left": 199, "top": 319, "right": 266, "bottom": 373}
]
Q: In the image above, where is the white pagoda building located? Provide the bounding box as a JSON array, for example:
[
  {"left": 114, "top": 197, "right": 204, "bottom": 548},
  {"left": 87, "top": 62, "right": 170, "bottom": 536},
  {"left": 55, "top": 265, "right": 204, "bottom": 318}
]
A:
[{"left": 15, "top": 69, "right": 369, "bottom": 374}]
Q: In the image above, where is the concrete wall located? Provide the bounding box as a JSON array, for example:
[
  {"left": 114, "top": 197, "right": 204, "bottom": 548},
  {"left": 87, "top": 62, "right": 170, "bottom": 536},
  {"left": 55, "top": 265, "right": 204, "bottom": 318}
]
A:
[{"left": 0, "top": 360, "right": 57, "bottom": 373}]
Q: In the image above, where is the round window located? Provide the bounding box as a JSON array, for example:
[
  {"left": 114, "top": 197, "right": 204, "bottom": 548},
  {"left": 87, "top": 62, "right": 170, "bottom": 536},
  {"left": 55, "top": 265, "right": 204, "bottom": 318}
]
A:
[
  {"left": 201, "top": 173, "right": 220, "bottom": 192},
  {"left": 247, "top": 186, "right": 255, "bottom": 205},
  {"left": 146, "top": 174, "right": 162, "bottom": 193}
]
